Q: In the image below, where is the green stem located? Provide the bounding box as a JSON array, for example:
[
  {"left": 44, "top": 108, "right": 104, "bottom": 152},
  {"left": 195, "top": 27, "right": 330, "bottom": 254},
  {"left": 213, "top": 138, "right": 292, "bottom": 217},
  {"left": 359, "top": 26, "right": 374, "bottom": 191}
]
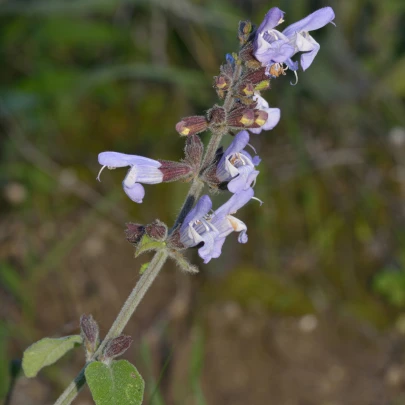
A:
[
  {"left": 53, "top": 43, "right": 244, "bottom": 405},
  {"left": 53, "top": 249, "right": 168, "bottom": 405}
]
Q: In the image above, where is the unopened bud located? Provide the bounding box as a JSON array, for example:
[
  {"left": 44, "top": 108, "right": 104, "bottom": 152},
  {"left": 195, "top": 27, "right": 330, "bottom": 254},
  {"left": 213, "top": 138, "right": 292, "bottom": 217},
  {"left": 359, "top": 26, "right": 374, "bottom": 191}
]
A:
[
  {"left": 145, "top": 220, "right": 168, "bottom": 241},
  {"left": 239, "top": 110, "right": 255, "bottom": 126},
  {"left": 228, "top": 107, "right": 255, "bottom": 128},
  {"left": 214, "top": 75, "right": 230, "bottom": 90},
  {"left": 254, "top": 110, "right": 268, "bottom": 127},
  {"left": 125, "top": 223, "right": 146, "bottom": 244},
  {"left": 208, "top": 106, "right": 228, "bottom": 134},
  {"left": 102, "top": 335, "right": 133, "bottom": 362},
  {"left": 175, "top": 116, "right": 208, "bottom": 136},
  {"left": 238, "top": 20, "right": 253, "bottom": 45},
  {"left": 158, "top": 160, "right": 193, "bottom": 182},
  {"left": 80, "top": 314, "right": 99, "bottom": 357},
  {"left": 184, "top": 134, "right": 204, "bottom": 169},
  {"left": 242, "top": 67, "right": 269, "bottom": 86},
  {"left": 208, "top": 106, "right": 226, "bottom": 125},
  {"left": 240, "top": 82, "right": 255, "bottom": 97},
  {"left": 167, "top": 227, "right": 186, "bottom": 250},
  {"left": 239, "top": 42, "right": 256, "bottom": 62},
  {"left": 254, "top": 80, "right": 271, "bottom": 91}
]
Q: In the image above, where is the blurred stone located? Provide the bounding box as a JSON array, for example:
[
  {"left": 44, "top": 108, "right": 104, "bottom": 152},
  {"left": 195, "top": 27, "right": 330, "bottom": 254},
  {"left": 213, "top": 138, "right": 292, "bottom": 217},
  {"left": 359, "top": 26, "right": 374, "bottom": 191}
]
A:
[
  {"left": 3, "top": 182, "right": 27, "bottom": 204},
  {"left": 395, "top": 313, "right": 405, "bottom": 334},
  {"left": 298, "top": 314, "right": 318, "bottom": 333},
  {"left": 329, "top": 365, "right": 345, "bottom": 382},
  {"left": 386, "top": 365, "right": 405, "bottom": 387},
  {"left": 389, "top": 127, "right": 405, "bottom": 146},
  {"left": 222, "top": 301, "right": 242, "bottom": 323},
  {"left": 59, "top": 169, "right": 77, "bottom": 188},
  {"left": 83, "top": 237, "right": 105, "bottom": 257}
]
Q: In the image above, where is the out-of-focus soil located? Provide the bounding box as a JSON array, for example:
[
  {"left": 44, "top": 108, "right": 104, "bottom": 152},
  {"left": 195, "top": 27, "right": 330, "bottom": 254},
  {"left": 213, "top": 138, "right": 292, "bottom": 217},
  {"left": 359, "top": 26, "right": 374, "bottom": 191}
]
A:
[{"left": 3, "top": 216, "right": 405, "bottom": 405}]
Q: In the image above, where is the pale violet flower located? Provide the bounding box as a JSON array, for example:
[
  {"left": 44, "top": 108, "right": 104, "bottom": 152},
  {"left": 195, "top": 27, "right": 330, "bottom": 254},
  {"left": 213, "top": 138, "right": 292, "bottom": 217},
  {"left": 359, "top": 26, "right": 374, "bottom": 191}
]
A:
[
  {"left": 254, "top": 7, "right": 335, "bottom": 71},
  {"left": 179, "top": 188, "right": 255, "bottom": 263},
  {"left": 250, "top": 93, "right": 280, "bottom": 134},
  {"left": 216, "top": 131, "right": 261, "bottom": 193},
  {"left": 98, "top": 152, "right": 163, "bottom": 203}
]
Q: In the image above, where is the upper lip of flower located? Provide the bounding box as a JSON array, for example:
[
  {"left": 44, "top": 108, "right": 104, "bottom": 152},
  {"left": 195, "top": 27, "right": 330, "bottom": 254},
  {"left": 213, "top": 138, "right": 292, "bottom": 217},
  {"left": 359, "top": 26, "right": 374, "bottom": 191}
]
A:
[
  {"left": 253, "top": 7, "right": 335, "bottom": 71},
  {"left": 97, "top": 151, "right": 163, "bottom": 203},
  {"left": 179, "top": 188, "right": 256, "bottom": 263}
]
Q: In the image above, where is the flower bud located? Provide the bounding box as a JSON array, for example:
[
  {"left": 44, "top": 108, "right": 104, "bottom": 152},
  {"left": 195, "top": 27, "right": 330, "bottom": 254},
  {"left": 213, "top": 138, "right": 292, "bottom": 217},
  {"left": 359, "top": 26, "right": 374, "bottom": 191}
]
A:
[
  {"left": 125, "top": 223, "right": 146, "bottom": 244},
  {"left": 239, "top": 41, "right": 256, "bottom": 62},
  {"left": 208, "top": 105, "right": 226, "bottom": 124},
  {"left": 238, "top": 20, "right": 253, "bottom": 45},
  {"left": 254, "top": 80, "right": 271, "bottom": 91},
  {"left": 214, "top": 75, "right": 230, "bottom": 90},
  {"left": 158, "top": 160, "right": 193, "bottom": 182},
  {"left": 145, "top": 219, "right": 168, "bottom": 241},
  {"left": 242, "top": 67, "right": 270, "bottom": 87},
  {"left": 254, "top": 110, "right": 268, "bottom": 127},
  {"left": 228, "top": 106, "right": 255, "bottom": 128},
  {"left": 240, "top": 82, "right": 255, "bottom": 97},
  {"left": 166, "top": 227, "right": 186, "bottom": 250},
  {"left": 102, "top": 335, "right": 133, "bottom": 363},
  {"left": 207, "top": 105, "right": 227, "bottom": 134},
  {"left": 80, "top": 314, "right": 99, "bottom": 358},
  {"left": 184, "top": 134, "right": 204, "bottom": 169},
  {"left": 175, "top": 116, "right": 208, "bottom": 136}
]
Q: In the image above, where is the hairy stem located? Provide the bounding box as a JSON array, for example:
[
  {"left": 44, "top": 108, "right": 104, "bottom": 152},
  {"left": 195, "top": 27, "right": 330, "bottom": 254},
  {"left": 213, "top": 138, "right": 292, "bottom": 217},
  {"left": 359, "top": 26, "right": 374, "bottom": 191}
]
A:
[
  {"left": 53, "top": 43, "right": 244, "bottom": 405},
  {"left": 54, "top": 249, "right": 168, "bottom": 405}
]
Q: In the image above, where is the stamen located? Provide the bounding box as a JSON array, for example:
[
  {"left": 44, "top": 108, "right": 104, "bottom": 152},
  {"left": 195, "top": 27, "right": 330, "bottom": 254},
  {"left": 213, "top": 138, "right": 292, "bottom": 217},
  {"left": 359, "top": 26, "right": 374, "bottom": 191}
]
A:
[
  {"left": 290, "top": 70, "right": 299, "bottom": 86},
  {"left": 247, "top": 143, "right": 257, "bottom": 154},
  {"left": 251, "top": 196, "right": 264, "bottom": 206},
  {"left": 97, "top": 165, "right": 107, "bottom": 182},
  {"left": 200, "top": 218, "right": 210, "bottom": 232}
]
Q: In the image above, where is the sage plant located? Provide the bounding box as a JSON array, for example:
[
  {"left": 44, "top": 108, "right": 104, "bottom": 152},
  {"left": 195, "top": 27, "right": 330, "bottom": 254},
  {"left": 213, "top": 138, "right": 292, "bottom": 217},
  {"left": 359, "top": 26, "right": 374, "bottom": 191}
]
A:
[{"left": 21, "top": 6, "right": 335, "bottom": 405}]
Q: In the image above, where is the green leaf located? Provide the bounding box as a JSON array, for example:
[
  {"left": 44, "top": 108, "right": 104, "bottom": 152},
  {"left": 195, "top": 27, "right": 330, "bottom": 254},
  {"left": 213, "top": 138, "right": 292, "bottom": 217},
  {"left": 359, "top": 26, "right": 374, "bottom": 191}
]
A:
[
  {"left": 85, "top": 360, "right": 145, "bottom": 405},
  {"left": 135, "top": 235, "right": 165, "bottom": 258},
  {"left": 22, "top": 335, "right": 82, "bottom": 378}
]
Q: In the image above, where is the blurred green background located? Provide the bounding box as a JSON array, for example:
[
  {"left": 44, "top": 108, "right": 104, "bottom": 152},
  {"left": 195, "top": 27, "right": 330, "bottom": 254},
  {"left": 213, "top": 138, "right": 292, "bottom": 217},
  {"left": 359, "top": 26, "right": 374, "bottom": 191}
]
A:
[{"left": 1, "top": 0, "right": 405, "bottom": 404}]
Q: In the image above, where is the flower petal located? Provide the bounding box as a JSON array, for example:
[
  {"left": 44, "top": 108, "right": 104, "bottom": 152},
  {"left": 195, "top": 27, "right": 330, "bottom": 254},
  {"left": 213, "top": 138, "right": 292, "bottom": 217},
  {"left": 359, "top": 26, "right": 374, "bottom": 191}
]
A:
[
  {"left": 123, "top": 165, "right": 163, "bottom": 187},
  {"left": 249, "top": 107, "right": 280, "bottom": 134},
  {"left": 257, "top": 7, "right": 285, "bottom": 34},
  {"left": 254, "top": 40, "right": 295, "bottom": 65},
  {"left": 282, "top": 7, "right": 335, "bottom": 37},
  {"left": 181, "top": 195, "right": 212, "bottom": 232},
  {"left": 123, "top": 182, "right": 145, "bottom": 203},
  {"left": 98, "top": 152, "right": 161, "bottom": 168},
  {"left": 215, "top": 188, "right": 254, "bottom": 218},
  {"left": 228, "top": 166, "right": 258, "bottom": 193},
  {"left": 299, "top": 36, "right": 320, "bottom": 70},
  {"left": 211, "top": 237, "right": 226, "bottom": 259}
]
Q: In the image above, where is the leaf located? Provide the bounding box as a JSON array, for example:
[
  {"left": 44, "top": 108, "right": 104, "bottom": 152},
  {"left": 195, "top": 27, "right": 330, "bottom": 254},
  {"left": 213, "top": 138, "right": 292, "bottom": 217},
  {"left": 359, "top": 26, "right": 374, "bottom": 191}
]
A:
[
  {"left": 85, "top": 360, "right": 145, "bottom": 405},
  {"left": 135, "top": 235, "right": 165, "bottom": 258},
  {"left": 22, "top": 335, "right": 82, "bottom": 378}
]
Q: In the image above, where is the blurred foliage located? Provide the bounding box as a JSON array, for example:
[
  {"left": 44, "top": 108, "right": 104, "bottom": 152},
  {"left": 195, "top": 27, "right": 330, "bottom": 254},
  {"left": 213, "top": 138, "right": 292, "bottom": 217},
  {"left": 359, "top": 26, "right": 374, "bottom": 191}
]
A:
[{"left": 1, "top": 0, "right": 405, "bottom": 403}]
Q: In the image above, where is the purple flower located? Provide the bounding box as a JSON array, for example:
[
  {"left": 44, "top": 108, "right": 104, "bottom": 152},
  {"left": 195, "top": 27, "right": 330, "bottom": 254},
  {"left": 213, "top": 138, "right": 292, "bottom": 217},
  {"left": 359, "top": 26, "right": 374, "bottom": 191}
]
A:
[
  {"left": 250, "top": 93, "right": 280, "bottom": 134},
  {"left": 98, "top": 152, "right": 163, "bottom": 203},
  {"left": 216, "top": 131, "right": 261, "bottom": 193},
  {"left": 179, "top": 195, "right": 219, "bottom": 261},
  {"left": 179, "top": 189, "right": 255, "bottom": 263},
  {"left": 254, "top": 7, "right": 335, "bottom": 71}
]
